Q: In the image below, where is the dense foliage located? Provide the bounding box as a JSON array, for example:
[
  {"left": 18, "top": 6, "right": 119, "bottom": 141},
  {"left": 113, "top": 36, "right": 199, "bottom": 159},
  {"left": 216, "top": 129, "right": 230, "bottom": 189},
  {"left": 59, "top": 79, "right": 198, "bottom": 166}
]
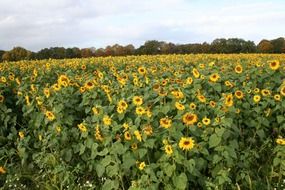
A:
[{"left": 0, "top": 54, "right": 285, "bottom": 189}]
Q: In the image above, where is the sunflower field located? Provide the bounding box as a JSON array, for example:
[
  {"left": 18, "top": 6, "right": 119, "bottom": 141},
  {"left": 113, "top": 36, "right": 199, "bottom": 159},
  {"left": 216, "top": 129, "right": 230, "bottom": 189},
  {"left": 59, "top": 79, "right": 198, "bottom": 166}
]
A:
[{"left": 0, "top": 54, "right": 285, "bottom": 189}]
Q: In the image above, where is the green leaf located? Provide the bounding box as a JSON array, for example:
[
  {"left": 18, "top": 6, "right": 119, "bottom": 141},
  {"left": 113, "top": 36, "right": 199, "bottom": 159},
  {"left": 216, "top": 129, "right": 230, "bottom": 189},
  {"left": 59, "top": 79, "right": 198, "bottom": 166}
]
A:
[
  {"left": 98, "top": 148, "right": 109, "bottom": 156},
  {"left": 106, "top": 164, "right": 119, "bottom": 177},
  {"left": 111, "top": 142, "right": 126, "bottom": 155},
  {"left": 63, "top": 149, "right": 72, "bottom": 162},
  {"left": 209, "top": 134, "right": 221, "bottom": 148},
  {"left": 122, "top": 152, "right": 136, "bottom": 169},
  {"left": 79, "top": 144, "right": 86, "bottom": 155},
  {"left": 277, "top": 115, "right": 284, "bottom": 124},
  {"left": 102, "top": 179, "right": 115, "bottom": 190},
  {"left": 96, "top": 164, "right": 105, "bottom": 177},
  {"left": 101, "top": 155, "right": 112, "bottom": 167},
  {"left": 91, "top": 143, "right": 98, "bottom": 159},
  {"left": 173, "top": 173, "right": 187, "bottom": 190}
]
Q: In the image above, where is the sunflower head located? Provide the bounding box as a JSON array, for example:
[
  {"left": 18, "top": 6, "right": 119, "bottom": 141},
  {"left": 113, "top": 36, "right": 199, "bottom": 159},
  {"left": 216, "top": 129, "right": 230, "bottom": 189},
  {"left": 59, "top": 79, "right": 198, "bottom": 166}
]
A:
[{"left": 179, "top": 137, "right": 195, "bottom": 151}]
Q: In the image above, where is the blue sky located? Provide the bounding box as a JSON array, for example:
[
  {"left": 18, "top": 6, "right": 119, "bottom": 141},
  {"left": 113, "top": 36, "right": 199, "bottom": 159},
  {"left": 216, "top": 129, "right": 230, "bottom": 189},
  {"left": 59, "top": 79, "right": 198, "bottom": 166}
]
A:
[{"left": 0, "top": 0, "right": 284, "bottom": 51}]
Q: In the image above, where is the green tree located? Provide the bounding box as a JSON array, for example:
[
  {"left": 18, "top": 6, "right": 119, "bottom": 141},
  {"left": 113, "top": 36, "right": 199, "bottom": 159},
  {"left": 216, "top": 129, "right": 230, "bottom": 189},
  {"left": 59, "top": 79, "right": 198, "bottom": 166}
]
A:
[{"left": 1, "top": 47, "right": 31, "bottom": 62}]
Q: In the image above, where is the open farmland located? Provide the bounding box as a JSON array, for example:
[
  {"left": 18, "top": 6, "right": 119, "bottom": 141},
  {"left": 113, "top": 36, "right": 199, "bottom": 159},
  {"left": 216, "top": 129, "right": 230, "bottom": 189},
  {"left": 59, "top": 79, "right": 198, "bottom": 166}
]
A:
[{"left": 0, "top": 54, "right": 285, "bottom": 189}]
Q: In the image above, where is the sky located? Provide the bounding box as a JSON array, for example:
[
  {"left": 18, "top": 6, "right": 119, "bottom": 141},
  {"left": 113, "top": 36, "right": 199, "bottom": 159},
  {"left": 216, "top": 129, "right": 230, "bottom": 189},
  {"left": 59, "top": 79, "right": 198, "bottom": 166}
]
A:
[{"left": 0, "top": 0, "right": 284, "bottom": 51}]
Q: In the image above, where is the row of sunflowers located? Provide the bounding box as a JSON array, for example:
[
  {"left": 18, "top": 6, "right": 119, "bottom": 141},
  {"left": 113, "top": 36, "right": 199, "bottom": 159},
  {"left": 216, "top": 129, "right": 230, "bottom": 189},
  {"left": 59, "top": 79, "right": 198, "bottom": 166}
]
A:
[{"left": 0, "top": 54, "right": 285, "bottom": 189}]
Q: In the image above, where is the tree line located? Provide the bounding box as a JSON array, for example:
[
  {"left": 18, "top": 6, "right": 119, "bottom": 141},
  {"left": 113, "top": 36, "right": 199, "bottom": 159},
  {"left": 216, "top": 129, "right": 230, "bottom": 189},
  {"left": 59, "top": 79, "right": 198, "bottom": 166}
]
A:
[{"left": 0, "top": 37, "right": 284, "bottom": 62}]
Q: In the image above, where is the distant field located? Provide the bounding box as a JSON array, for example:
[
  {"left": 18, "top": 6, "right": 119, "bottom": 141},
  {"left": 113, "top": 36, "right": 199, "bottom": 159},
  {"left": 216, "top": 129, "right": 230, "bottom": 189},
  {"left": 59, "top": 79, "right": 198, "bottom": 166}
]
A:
[{"left": 0, "top": 54, "right": 285, "bottom": 189}]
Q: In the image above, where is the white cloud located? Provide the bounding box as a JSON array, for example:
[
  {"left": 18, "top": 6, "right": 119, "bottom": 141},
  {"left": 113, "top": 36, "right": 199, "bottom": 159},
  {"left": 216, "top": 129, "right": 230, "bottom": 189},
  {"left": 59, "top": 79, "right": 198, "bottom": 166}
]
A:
[{"left": 0, "top": 0, "right": 284, "bottom": 51}]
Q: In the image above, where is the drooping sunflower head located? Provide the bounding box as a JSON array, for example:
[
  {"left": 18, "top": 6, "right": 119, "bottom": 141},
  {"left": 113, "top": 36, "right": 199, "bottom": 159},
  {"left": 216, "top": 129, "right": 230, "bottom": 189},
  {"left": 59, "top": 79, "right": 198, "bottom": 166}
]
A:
[
  {"left": 192, "top": 68, "right": 200, "bottom": 78},
  {"left": 0, "top": 95, "right": 4, "bottom": 103},
  {"left": 280, "top": 86, "right": 285, "bottom": 96}
]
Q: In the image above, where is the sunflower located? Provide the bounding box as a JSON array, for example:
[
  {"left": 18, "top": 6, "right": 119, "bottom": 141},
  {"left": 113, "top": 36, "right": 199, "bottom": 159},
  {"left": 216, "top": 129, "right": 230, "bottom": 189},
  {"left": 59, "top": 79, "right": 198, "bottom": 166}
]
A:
[
  {"left": 209, "top": 73, "right": 220, "bottom": 82},
  {"left": 234, "top": 90, "right": 244, "bottom": 99},
  {"left": 123, "top": 123, "right": 129, "bottom": 131},
  {"left": 117, "top": 106, "right": 124, "bottom": 114},
  {"left": 209, "top": 101, "right": 216, "bottom": 108},
  {"left": 133, "top": 96, "right": 143, "bottom": 106},
  {"left": 25, "top": 95, "right": 31, "bottom": 106},
  {"left": 164, "top": 145, "right": 173, "bottom": 155},
  {"left": 269, "top": 60, "right": 280, "bottom": 70},
  {"left": 160, "top": 117, "right": 172, "bottom": 129},
  {"left": 78, "top": 123, "right": 87, "bottom": 132},
  {"left": 45, "top": 111, "right": 55, "bottom": 121},
  {"left": 0, "top": 166, "right": 6, "bottom": 174},
  {"left": 0, "top": 95, "right": 4, "bottom": 103},
  {"left": 197, "top": 95, "right": 206, "bottom": 103},
  {"left": 215, "top": 117, "right": 221, "bottom": 123},
  {"left": 276, "top": 138, "right": 285, "bottom": 145},
  {"left": 136, "top": 106, "right": 145, "bottom": 116},
  {"left": 143, "top": 124, "right": 153, "bottom": 136},
  {"left": 92, "top": 106, "right": 99, "bottom": 115},
  {"left": 202, "top": 117, "right": 211, "bottom": 126},
  {"left": 253, "top": 95, "right": 261, "bottom": 103},
  {"left": 31, "top": 84, "right": 37, "bottom": 93},
  {"left": 18, "top": 131, "right": 24, "bottom": 139},
  {"left": 224, "top": 94, "right": 234, "bottom": 107},
  {"left": 254, "top": 88, "right": 260, "bottom": 94},
  {"left": 152, "top": 83, "right": 160, "bottom": 92},
  {"left": 261, "top": 89, "right": 271, "bottom": 96},
  {"left": 134, "top": 130, "right": 142, "bottom": 142},
  {"left": 56, "top": 126, "right": 61, "bottom": 133},
  {"left": 280, "top": 86, "right": 285, "bottom": 96},
  {"left": 95, "top": 125, "right": 103, "bottom": 141},
  {"left": 186, "top": 77, "right": 193, "bottom": 85},
  {"left": 171, "top": 91, "right": 184, "bottom": 99},
  {"left": 235, "top": 65, "right": 243, "bottom": 74},
  {"left": 179, "top": 137, "right": 195, "bottom": 151},
  {"left": 175, "top": 102, "right": 185, "bottom": 111},
  {"left": 161, "top": 79, "right": 168, "bottom": 86},
  {"left": 44, "top": 88, "right": 50, "bottom": 98},
  {"left": 58, "top": 75, "right": 70, "bottom": 87},
  {"left": 138, "top": 66, "right": 147, "bottom": 75},
  {"left": 118, "top": 100, "right": 128, "bottom": 110},
  {"left": 124, "top": 131, "right": 131, "bottom": 141},
  {"left": 131, "top": 143, "right": 138, "bottom": 150},
  {"left": 192, "top": 68, "right": 200, "bottom": 78},
  {"left": 189, "top": 102, "right": 197, "bottom": 110},
  {"left": 182, "top": 113, "right": 198, "bottom": 126},
  {"left": 138, "top": 161, "right": 146, "bottom": 170},
  {"left": 274, "top": 94, "right": 281, "bottom": 101},
  {"left": 225, "top": 81, "right": 234, "bottom": 88},
  {"left": 52, "top": 83, "right": 61, "bottom": 91},
  {"left": 1, "top": 76, "right": 6, "bottom": 83},
  {"left": 84, "top": 81, "right": 94, "bottom": 90},
  {"left": 36, "top": 97, "right": 43, "bottom": 105},
  {"left": 103, "top": 115, "right": 112, "bottom": 126},
  {"left": 197, "top": 122, "right": 203, "bottom": 128}
]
